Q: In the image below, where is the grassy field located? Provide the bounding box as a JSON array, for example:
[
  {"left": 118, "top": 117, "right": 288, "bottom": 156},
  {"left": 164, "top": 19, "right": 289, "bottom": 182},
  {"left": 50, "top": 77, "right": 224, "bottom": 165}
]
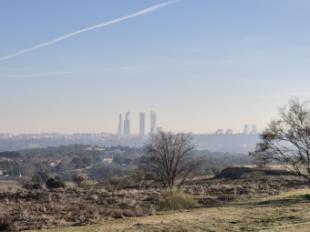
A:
[{"left": 27, "top": 188, "right": 310, "bottom": 232}]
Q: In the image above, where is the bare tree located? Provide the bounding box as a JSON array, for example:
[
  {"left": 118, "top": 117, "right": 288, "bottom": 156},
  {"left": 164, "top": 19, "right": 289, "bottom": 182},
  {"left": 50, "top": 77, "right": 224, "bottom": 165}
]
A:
[
  {"left": 252, "top": 99, "right": 310, "bottom": 184},
  {"left": 141, "top": 131, "right": 198, "bottom": 188}
]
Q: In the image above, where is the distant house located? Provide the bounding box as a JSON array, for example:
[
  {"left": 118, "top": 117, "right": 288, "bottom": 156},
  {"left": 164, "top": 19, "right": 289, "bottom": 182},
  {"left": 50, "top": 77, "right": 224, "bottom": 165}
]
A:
[
  {"left": 47, "top": 159, "right": 62, "bottom": 167},
  {"left": 85, "top": 146, "right": 105, "bottom": 151},
  {"left": 0, "top": 169, "right": 7, "bottom": 176},
  {"left": 0, "top": 157, "right": 13, "bottom": 162},
  {"left": 102, "top": 157, "right": 113, "bottom": 164}
]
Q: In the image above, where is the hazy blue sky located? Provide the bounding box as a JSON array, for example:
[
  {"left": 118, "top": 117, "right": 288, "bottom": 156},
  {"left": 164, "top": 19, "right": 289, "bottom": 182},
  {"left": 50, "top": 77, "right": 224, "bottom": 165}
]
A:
[{"left": 1, "top": 0, "right": 310, "bottom": 134}]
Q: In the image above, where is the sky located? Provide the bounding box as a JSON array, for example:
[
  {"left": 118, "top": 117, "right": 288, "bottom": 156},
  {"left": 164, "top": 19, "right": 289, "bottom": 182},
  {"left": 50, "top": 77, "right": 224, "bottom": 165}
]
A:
[{"left": 1, "top": 0, "right": 310, "bottom": 134}]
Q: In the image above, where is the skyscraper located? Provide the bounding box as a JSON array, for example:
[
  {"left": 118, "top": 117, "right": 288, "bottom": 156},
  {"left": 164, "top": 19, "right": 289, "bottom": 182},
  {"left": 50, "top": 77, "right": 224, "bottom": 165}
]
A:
[
  {"left": 251, "top": 125, "right": 258, "bottom": 134},
  {"left": 150, "top": 111, "right": 157, "bottom": 135},
  {"left": 139, "top": 112, "right": 145, "bottom": 137},
  {"left": 117, "top": 114, "right": 122, "bottom": 137},
  {"left": 124, "top": 112, "right": 130, "bottom": 137},
  {"left": 243, "top": 124, "right": 250, "bottom": 134}
]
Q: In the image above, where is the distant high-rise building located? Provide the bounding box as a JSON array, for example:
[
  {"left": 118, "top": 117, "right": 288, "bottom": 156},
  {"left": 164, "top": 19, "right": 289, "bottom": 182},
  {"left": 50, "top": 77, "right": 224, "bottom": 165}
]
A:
[
  {"left": 117, "top": 114, "right": 123, "bottom": 137},
  {"left": 243, "top": 124, "right": 250, "bottom": 134},
  {"left": 251, "top": 125, "right": 258, "bottom": 134},
  {"left": 226, "top": 129, "right": 233, "bottom": 135},
  {"left": 150, "top": 111, "right": 157, "bottom": 135},
  {"left": 124, "top": 112, "right": 130, "bottom": 137},
  {"left": 139, "top": 112, "right": 145, "bottom": 137}
]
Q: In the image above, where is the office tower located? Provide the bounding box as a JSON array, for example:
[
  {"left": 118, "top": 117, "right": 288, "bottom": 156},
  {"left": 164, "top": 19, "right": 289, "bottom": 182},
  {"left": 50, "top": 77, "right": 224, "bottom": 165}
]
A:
[
  {"left": 150, "top": 111, "right": 157, "bottom": 135},
  {"left": 117, "top": 114, "right": 123, "bottom": 137},
  {"left": 251, "top": 125, "right": 258, "bottom": 134},
  {"left": 243, "top": 124, "right": 250, "bottom": 134},
  {"left": 124, "top": 112, "right": 130, "bottom": 137},
  {"left": 139, "top": 112, "right": 145, "bottom": 137}
]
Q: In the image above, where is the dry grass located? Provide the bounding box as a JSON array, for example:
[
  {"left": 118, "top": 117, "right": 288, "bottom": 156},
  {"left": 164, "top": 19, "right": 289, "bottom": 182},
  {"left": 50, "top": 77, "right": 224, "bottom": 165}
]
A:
[
  {"left": 159, "top": 188, "right": 198, "bottom": 210},
  {"left": 0, "top": 180, "right": 20, "bottom": 192},
  {"left": 27, "top": 188, "right": 310, "bottom": 232}
]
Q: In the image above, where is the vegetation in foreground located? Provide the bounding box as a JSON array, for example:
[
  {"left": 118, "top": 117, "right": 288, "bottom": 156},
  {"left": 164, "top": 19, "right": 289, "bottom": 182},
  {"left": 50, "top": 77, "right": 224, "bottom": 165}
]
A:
[
  {"left": 26, "top": 188, "right": 310, "bottom": 232},
  {"left": 0, "top": 165, "right": 307, "bottom": 231}
]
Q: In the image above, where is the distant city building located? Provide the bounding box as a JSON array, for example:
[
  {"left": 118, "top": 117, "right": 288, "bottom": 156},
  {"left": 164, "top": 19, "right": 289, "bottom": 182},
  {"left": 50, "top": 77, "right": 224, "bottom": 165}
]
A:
[
  {"left": 124, "top": 112, "right": 130, "bottom": 137},
  {"left": 0, "top": 169, "right": 7, "bottom": 176},
  {"left": 215, "top": 129, "right": 224, "bottom": 134},
  {"left": 139, "top": 112, "right": 145, "bottom": 137},
  {"left": 150, "top": 111, "right": 157, "bottom": 135},
  {"left": 47, "top": 159, "right": 62, "bottom": 167},
  {"left": 251, "top": 125, "right": 258, "bottom": 134},
  {"left": 226, "top": 129, "right": 233, "bottom": 135},
  {"left": 117, "top": 114, "right": 123, "bottom": 137},
  {"left": 243, "top": 124, "right": 250, "bottom": 134},
  {"left": 102, "top": 157, "right": 113, "bottom": 164}
]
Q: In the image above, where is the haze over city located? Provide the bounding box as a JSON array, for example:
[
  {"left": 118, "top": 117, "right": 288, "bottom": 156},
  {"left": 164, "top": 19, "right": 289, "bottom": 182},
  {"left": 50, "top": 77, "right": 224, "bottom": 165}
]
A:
[
  {"left": 3, "top": 1, "right": 310, "bottom": 231},
  {"left": 1, "top": 0, "right": 310, "bottom": 134}
]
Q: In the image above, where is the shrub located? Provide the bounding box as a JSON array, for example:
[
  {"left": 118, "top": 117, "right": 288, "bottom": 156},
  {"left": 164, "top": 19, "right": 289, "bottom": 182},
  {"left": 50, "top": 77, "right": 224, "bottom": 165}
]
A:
[
  {"left": 79, "top": 180, "right": 97, "bottom": 189},
  {"left": 159, "top": 188, "right": 198, "bottom": 210},
  {"left": 304, "top": 194, "right": 310, "bottom": 200},
  {"left": 106, "top": 170, "right": 146, "bottom": 188},
  {"left": 32, "top": 171, "right": 49, "bottom": 184},
  {"left": 45, "top": 177, "right": 65, "bottom": 189},
  {"left": 0, "top": 215, "right": 15, "bottom": 231},
  {"left": 107, "top": 175, "right": 135, "bottom": 188},
  {"left": 72, "top": 173, "right": 88, "bottom": 187},
  {"left": 22, "top": 181, "right": 42, "bottom": 190}
]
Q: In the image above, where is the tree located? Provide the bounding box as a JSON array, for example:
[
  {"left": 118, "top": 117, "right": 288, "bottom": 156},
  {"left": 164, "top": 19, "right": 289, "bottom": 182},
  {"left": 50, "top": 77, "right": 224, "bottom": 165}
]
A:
[
  {"left": 141, "top": 131, "right": 198, "bottom": 188},
  {"left": 252, "top": 99, "right": 310, "bottom": 184},
  {"left": 72, "top": 173, "right": 88, "bottom": 187},
  {"left": 46, "top": 177, "right": 65, "bottom": 189},
  {"left": 32, "top": 171, "right": 49, "bottom": 185}
]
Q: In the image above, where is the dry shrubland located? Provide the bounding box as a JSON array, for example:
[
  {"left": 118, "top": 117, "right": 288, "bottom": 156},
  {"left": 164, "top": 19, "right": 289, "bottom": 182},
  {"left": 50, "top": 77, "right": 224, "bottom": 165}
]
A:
[{"left": 0, "top": 166, "right": 307, "bottom": 231}]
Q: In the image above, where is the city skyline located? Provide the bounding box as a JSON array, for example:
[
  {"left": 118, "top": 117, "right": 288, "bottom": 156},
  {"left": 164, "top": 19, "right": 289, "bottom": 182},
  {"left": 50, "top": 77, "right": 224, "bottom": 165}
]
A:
[
  {"left": 1, "top": 1, "right": 310, "bottom": 133},
  {"left": 117, "top": 111, "right": 158, "bottom": 137}
]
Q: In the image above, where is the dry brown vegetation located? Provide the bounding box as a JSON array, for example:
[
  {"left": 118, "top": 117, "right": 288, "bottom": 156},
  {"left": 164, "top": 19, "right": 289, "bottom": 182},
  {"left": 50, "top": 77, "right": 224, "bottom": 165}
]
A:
[
  {"left": 0, "top": 167, "right": 308, "bottom": 231},
  {"left": 27, "top": 189, "right": 310, "bottom": 232},
  {"left": 0, "top": 180, "right": 20, "bottom": 193}
]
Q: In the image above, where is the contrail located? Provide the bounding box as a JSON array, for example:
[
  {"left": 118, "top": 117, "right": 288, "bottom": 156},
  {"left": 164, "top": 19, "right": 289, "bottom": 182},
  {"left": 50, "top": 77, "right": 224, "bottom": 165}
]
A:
[
  {"left": 0, "top": 71, "right": 78, "bottom": 78},
  {"left": 0, "top": 0, "right": 179, "bottom": 62}
]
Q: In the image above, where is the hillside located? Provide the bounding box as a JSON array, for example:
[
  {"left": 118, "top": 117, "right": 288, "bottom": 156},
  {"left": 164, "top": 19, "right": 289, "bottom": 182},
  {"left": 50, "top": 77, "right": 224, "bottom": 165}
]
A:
[{"left": 27, "top": 189, "right": 310, "bottom": 232}]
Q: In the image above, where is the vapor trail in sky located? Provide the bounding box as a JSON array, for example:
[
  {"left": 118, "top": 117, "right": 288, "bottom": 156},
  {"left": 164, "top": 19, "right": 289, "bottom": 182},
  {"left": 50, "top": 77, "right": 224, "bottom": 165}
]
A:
[{"left": 0, "top": 0, "right": 179, "bottom": 62}]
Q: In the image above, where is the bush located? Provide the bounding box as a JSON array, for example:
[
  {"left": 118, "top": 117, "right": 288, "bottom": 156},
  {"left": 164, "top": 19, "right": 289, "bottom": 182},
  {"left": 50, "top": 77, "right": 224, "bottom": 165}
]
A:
[
  {"left": 22, "top": 181, "right": 42, "bottom": 190},
  {"left": 72, "top": 173, "right": 88, "bottom": 187},
  {"left": 0, "top": 215, "right": 15, "bottom": 231},
  {"left": 45, "top": 177, "right": 65, "bottom": 189},
  {"left": 32, "top": 171, "right": 49, "bottom": 184},
  {"left": 79, "top": 180, "right": 97, "bottom": 189},
  {"left": 159, "top": 188, "right": 198, "bottom": 210},
  {"left": 107, "top": 176, "right": 135, "bottom": 188},
  {"left": 107, "top": 170, "right": 145, "bottom": 188}
]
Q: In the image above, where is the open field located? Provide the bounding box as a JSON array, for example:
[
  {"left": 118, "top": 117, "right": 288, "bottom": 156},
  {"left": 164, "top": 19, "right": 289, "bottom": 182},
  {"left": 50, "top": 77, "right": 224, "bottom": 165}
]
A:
[
  {"left": 27, "top": 189, "right": 310, "bottom": 232},
  {"left": 0, "top": 180, "right": 20, "bottom": 192},
  {"left": 1, "top": 166, "right": 308, "bottom": 231}
]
